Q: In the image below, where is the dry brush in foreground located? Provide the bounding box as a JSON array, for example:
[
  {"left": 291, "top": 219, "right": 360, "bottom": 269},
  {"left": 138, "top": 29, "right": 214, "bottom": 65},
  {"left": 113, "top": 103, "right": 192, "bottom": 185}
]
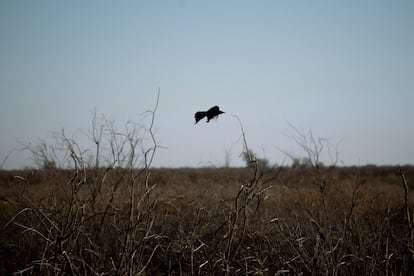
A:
[{"left": 1, "top": 165, "right": 413, "bottom": 275}]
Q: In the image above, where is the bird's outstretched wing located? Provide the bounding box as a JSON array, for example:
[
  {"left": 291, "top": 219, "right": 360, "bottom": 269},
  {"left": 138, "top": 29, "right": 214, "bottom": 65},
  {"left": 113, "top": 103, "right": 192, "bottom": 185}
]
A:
[{"left": 195, "top": 111, "right": 207, "bottom": 124}]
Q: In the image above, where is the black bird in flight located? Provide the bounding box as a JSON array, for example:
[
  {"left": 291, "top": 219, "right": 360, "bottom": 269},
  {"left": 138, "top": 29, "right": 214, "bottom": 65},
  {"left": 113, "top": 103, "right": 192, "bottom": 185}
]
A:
[{"left": 195, "top": 105, "right": 225, "bottom": 124}]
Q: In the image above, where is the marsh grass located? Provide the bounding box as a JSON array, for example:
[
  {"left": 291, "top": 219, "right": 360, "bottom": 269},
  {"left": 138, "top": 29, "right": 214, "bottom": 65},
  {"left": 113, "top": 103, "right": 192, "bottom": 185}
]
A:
[
  {"left": 1, "top": 99, "right": 413, "bottom": 275},
  {"left": 1, "top": 165, "right": 413, "bottom": 275}
]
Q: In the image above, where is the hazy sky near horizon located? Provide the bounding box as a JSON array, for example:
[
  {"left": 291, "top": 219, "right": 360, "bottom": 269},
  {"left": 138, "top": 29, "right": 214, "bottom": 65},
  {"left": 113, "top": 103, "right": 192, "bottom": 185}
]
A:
[{"left": 1, "top": 1, "right": 414, "bottom": 169}]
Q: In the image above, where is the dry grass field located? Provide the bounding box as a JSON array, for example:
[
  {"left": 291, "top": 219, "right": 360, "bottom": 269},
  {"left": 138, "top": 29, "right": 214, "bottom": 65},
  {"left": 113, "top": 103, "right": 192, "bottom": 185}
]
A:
[{"left": 1, "top": 164, "right": 413, "bottom": 275}]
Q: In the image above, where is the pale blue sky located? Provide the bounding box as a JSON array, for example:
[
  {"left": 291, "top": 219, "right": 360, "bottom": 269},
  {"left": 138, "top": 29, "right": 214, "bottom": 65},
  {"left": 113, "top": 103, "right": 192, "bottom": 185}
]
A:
[{"left": 1, "top": 1, "right": 414, "bottom": 169}]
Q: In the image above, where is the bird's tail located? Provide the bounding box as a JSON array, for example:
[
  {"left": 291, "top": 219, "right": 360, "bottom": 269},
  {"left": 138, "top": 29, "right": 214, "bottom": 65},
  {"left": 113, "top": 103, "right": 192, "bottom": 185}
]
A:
[{"left": 195, "top": 111, "right": 207, "bottom": 124}]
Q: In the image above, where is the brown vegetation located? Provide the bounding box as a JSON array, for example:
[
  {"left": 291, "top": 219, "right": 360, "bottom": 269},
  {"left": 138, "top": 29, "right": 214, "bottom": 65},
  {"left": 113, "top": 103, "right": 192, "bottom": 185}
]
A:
[
  {"left": 1, "top": 101, "right": 413, "bottom": 275},
  {"left": 1, "top": 165, "right": 413, "bottom": 275}
]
